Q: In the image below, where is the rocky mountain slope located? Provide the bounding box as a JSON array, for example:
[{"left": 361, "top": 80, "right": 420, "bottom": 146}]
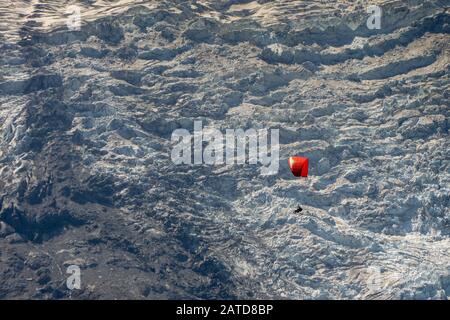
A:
[{"left": 0, "top": 0, "right": 449, "bottom": 299}]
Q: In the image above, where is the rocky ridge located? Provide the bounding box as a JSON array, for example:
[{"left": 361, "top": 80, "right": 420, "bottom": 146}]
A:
[{"left": 0, "top": 0, "right": 449, "bottom": 299}]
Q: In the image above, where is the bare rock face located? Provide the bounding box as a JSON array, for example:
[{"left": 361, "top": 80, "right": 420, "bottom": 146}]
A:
[{"left": 0, "top": 0, "right": 449, "bottom": 299}]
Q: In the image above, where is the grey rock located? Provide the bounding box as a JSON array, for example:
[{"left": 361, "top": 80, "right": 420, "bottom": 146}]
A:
[
  {"left": 317, "top": 158, "right": 331, "bottom": 175},
  {"left": 0, "top": 221, "right": 14, "bottom": 238},
  {"left": 0, "top": 0, "right": 448, "bottom": 300}
]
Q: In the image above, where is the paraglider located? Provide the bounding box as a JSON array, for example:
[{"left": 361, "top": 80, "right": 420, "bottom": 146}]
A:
[
  {"left": 289, "top": 156, "right": 309, "bottom": 214},
  {"left": 288, "top": 156, "right": 309, "bottom": 177}
]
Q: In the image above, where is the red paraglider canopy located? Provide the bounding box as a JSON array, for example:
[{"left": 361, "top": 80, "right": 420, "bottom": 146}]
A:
[{"left": 288, "top": 156, "right": 309, "bottom": 177}]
